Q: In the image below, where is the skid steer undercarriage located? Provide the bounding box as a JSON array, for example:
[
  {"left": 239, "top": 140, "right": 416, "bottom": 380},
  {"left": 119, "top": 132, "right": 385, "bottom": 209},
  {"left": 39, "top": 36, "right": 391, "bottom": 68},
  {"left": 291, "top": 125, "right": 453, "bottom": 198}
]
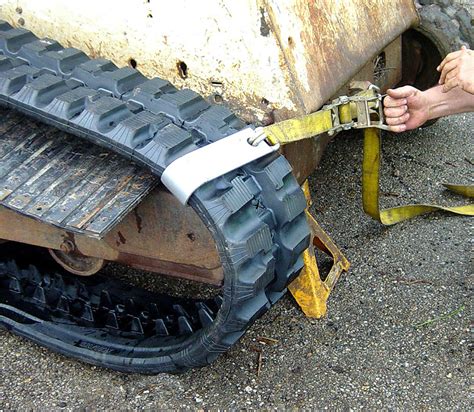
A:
[
  {"left": 0, "top": 21, "right": 310, "bottom": 373},
  {"left": 0, "top": 0, "right": 470, "bottom": 373}
]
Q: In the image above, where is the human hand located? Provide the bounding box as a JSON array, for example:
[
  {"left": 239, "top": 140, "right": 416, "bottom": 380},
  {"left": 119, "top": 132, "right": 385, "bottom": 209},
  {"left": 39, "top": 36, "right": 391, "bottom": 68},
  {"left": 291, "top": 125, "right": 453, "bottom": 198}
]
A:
[
  {"left": 437, "top": 46, "right": 474, "bottom": 94},
  {"left": 383, "top": 86, "right": 430, "bottom": 132}
]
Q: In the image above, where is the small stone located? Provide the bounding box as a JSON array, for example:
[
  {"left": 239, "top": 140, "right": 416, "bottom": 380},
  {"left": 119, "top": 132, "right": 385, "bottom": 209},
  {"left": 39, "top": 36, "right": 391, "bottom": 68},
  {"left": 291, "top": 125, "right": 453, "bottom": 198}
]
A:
[
  {"left": 446, "top": 373, "right": 452, "bottom": 378},
  {"left": 244, "top": 386, "right": 253, "bottom": 394}
]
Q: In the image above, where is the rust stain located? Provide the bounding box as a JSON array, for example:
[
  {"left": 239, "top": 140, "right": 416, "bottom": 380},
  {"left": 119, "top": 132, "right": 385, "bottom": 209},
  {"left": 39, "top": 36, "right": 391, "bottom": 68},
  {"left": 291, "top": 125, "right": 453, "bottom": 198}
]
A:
[
  {"left": 265, "top": 0, "right": 418, "bottom": 114},
  {"left": 117, "top": 231, "right": 126, "bottom": 245},
  {"left": 133, "top": 208, "right": 143, "bottom": 233}
]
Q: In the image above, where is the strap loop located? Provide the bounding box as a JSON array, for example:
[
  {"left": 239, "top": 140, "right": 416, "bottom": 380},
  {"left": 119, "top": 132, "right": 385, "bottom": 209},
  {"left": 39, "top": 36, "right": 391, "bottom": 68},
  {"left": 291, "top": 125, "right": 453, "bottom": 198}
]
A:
[{"left": 362, "top": 128, "right": 474, "bottom": 224}]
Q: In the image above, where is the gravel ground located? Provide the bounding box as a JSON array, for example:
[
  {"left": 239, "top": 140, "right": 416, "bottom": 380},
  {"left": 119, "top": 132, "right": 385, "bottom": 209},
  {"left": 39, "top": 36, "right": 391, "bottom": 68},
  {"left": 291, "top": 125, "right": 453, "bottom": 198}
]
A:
[{"left": 0, "top": 114, "right": 472, "bottom": 410}]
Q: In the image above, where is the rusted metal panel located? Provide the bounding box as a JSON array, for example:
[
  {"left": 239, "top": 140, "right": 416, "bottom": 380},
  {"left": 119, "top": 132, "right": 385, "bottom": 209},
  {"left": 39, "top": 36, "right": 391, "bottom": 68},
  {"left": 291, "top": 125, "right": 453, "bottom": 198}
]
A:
[
  {"left": 105, "top": 189, "right": 223, "bottom": 284},
  {"left": 0, "top": 189, "right": 224, "bottom": 285},
  {"left": 284, "top": 37, "right": 403, "bottom": 183},
  {"left": 0, "top": 0, "right": 418, "bottom": 123},
  {"left": 264, "top": 0, "right": 417, "bottom": 117}
]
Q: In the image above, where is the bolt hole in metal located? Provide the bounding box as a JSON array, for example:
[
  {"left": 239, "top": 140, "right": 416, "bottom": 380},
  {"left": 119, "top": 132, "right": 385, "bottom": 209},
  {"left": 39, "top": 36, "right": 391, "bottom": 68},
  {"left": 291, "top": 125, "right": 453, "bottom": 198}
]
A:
[
  {"left": 177, "top": 61, "right": 188, "bottom": 79},
  {"left": 211, "top": 81, "right": 223, "bottom": 103},
  {"left": 16, "top": 7, "right": 24, "bottom": 25}
]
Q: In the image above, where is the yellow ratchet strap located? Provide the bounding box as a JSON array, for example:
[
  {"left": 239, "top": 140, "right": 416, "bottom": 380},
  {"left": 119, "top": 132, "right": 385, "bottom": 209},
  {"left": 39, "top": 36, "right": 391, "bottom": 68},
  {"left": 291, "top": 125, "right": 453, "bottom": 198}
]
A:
[
  {"left": 362, "top": 128, "right": 474, "bottom": 224},
  {"left": 261, "top": 86, "right": 387, "bottom": 146},
  {"left": 263, "top": 109, "right": 334, "bottom": 145},
  {"left": 258, "top": 85, "right": 473, "bottom": 224}
]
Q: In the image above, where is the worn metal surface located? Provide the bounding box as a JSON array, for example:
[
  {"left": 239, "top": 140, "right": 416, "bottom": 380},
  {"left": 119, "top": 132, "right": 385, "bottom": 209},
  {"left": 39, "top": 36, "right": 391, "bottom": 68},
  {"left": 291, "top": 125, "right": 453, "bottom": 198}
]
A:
[
  {"left": 48, "top": 248, "right": 105, "bottom": 276},
  {"left": 0, "top": 0, "right": 418, "bottom": 124},
  {"left": 0, "top": 108, "right": 156, "bottom": 238}
]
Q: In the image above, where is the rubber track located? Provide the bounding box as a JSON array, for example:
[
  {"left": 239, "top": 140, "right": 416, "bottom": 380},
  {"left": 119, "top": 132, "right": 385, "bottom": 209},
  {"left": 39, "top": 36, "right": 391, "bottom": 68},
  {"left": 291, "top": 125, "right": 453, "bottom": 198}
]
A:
[{"left": 0, "top": 22, "right": 310, "bottom": 372}]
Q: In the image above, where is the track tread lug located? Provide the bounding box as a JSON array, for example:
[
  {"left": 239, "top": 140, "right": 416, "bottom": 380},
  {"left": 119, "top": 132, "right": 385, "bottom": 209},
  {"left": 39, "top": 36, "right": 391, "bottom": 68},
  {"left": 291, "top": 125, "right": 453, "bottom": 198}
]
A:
[
  {"left": 99, "top": 290, "right": 113, "bottom": 308},
  {"left": 178, "top": 316, "right": 193, "bottom": 335},
  {"left": 173, "top": 304, "right": 190, "bottom": 318},
  {"left": 53, "top": 275, "right": 65, "bottom": 291},
  {"left": 0, "top": 20, "right": 13, "bottom": 32},
  {"left": 130, "top": 316, "right": 144, "bottom": 334},
  {"left": 12, "top": 73, "right": 70, "bottom": 107},
  {"left": 32, "top": 285, "right": 46, "bottom": 304},
  {"left": 154, "top": 318, "right": 169, "bottom": 336},
  {"left": 27, "top": 265, "right": 41, "bottom": 284},
  {"left": 55, "top": 295, "right": 70, "bottom": 314},
  {"left": 8, "top": 276, "right": 22, "bottom": 294},
  {"left": 0, "top": 65, "right": 42, "bottom": 95},
  {"left": 198, "top": 308, "right": 214, "bottom": 327},
  {"left": 148, "top": 303, "right": 160, "bottom": 318},
  {"left": 135, "top": 123, "right": 196, "bottom": 170},
  {"left": 105, "top": 310, "right": 119, "bottom": 329},
  {"left": 45, "top": 86, "right": 98, "bottom": 119},
  {"left": 81, "top": 304, "right": 94, "bottom": 322},
  {"left": 0, "top": 27, "right": 38, "bottom": 54},
  {"left": 72, "top": 95, "right": 133, "bottom": 134},
  {"left": 222, "top": 176, "right": 254, "bottom": 213},
  {"left": 263, "top": 155, "right": 292, "bottom": 190},
  {"left": 17, "top": 38, "right": 63, "bottom": 65},
  {"left": 107, "top": 110, "right": 170, "bottom": 152},
  {"left": 77, "top": 283, "right": 89, "bottom": 300}
]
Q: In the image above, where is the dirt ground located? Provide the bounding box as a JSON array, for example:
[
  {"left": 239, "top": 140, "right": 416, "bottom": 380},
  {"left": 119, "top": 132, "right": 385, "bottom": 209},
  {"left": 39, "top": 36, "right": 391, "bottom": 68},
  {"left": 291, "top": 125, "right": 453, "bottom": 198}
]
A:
[{"left": 0, "top": 113, "right": 472, "bottom": 410}]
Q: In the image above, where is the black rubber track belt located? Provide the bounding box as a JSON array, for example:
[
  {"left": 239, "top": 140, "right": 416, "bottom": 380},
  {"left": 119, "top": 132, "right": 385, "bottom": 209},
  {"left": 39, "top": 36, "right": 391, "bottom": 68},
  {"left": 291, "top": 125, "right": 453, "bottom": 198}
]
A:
[{"left": 0, "top": 22, "right": 310, "bottom": 373}]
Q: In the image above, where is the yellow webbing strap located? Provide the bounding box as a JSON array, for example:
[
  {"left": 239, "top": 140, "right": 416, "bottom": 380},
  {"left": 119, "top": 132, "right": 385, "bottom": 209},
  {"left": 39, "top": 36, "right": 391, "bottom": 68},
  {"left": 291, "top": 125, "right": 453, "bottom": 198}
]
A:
[
  {"left": 264, "top": 109, "right": 335, "bottom": 145},
  {"left": 362, "top": 128, "right": 474, "bottom": 224},
  {"left": 262, "top": 92, "right": 362, "bottom": 146}
]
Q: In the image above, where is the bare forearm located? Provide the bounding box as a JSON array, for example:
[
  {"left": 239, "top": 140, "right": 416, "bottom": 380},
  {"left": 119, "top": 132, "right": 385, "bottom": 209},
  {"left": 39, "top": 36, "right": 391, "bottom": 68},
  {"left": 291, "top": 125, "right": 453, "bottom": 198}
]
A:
[{"left": 424, "top": 85, "right": 474, "bottom": 120}]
